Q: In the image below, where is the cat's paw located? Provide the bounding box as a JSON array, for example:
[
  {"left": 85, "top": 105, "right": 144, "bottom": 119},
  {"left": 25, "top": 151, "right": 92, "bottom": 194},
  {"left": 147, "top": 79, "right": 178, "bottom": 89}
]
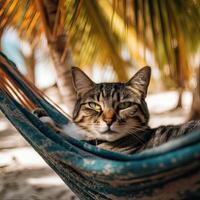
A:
[
  {"left": 32, "top": 108, "right": 61, "bottom": 133},
  {"left": 32, "top": 108, "right": 54, "bottom": 125},
  {"left": 32, "top": 108, "right": 48, "bottom": 118}
]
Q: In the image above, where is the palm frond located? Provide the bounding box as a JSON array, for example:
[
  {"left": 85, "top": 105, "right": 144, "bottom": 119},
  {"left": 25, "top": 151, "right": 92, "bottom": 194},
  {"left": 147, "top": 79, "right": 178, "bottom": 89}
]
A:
[
  {"left": 0, "top": 0, "right": 43, "bottom": 45},
  {"left": 1, "top": 0, "right": 200, "bottom": 85},
  {"left": 99, "top": 0, "right": 146, "bottom": 66},
  {"left": 130, "top": 0, "right": 200, "bottom": 87},
  {"left": 64, "top": 0, "right": 130, "bottom": 80},
  {"left": 0, "top": 0, "right": 136, "bottom": 81}
]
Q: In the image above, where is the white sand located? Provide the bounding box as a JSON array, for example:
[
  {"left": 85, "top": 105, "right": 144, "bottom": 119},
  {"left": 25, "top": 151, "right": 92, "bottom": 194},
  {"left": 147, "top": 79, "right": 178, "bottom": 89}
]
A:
[{"left": 0, "top": 91, "right": 192, "bottom": 200}]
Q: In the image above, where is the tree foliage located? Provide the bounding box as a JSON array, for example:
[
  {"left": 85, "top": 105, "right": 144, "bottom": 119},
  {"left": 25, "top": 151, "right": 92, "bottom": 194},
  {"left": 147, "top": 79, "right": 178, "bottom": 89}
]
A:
[{"left": 0, "top": 0, "right": 200, "bottom": 85}]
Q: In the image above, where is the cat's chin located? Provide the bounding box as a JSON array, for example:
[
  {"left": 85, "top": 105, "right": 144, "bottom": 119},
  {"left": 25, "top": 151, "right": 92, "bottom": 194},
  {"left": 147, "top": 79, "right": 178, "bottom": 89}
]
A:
[
  {"left": 100, "top": 130, "right": 118, "bottom": 135},
  {"left": 94, "top": 132, "right": 128, "bottom": 142}
]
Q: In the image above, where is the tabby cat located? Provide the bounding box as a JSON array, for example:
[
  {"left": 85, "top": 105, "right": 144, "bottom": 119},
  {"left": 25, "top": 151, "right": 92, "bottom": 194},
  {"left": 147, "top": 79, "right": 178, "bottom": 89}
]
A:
[{"left": 34, "top": 66, "right": 200, "bottom": 154}]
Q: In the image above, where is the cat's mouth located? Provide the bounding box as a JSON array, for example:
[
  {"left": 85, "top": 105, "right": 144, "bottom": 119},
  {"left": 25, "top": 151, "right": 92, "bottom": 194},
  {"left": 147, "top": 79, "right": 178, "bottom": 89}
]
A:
[{"left": 101, "top": 129, "right": 118, "bottom": 134}]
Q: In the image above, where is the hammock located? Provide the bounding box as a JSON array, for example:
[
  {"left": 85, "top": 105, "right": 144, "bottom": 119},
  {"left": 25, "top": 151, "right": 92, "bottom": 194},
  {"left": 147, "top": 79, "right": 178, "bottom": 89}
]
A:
[{"left": 0, "top": 52, "right": 200, "bottom": 200}]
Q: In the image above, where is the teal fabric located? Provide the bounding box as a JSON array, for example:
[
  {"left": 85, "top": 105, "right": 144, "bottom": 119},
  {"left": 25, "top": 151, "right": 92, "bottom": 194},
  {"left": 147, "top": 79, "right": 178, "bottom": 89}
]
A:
[{"left": 0, "top": 52, "right": 200, "bottom": 199}]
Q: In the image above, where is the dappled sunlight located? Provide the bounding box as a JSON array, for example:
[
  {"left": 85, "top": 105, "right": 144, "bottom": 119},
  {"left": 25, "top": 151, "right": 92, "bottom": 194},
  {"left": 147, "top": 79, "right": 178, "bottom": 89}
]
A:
[
  {"left": 150, "top": 114, "right": 187, "bottom": 128},
  {"left": 0, "top": 119, "right": 10, "bottom": 131},
  {"left": 27, "top": 175, "right": 65, "bottom": 187},
  {"left": 0, "top": 166, "right": 77, "bottom": 200},
  {"left": 147, "top": 91, "right": 192, "bottom": 127},
  {"left": 147, "top": 91, "right": 192, "bottom": 114},
  {"left": 0, "top": 147, "right": 47, "bottom": 168}
]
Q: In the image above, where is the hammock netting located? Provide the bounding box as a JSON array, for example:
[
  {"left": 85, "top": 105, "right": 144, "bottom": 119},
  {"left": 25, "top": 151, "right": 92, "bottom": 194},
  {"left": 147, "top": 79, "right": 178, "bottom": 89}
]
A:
[{"left": 0, "top": 52, "right": 200, "bottom": 200}]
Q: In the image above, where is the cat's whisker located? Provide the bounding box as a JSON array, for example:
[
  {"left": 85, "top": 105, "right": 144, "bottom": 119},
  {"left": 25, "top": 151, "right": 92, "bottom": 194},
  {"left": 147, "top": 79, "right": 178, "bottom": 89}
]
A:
[{"left": 34, "top": 67, "right": 200, "bottom": 155}]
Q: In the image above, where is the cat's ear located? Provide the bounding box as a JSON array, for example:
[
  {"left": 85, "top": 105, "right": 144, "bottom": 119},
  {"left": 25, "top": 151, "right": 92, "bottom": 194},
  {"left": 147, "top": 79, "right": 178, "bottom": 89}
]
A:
[
  {"left": 71, "top": 67, "right": 94, "bottom": 97},
  {"left": 127, "top": 66, "right": 151, "bottom": 98}
]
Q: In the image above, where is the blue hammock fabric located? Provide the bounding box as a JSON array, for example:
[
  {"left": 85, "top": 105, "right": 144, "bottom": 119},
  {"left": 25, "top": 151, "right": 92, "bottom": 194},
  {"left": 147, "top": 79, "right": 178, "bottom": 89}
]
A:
[{"left": 0, "top": 52, "right": 200, "bottom": 200}]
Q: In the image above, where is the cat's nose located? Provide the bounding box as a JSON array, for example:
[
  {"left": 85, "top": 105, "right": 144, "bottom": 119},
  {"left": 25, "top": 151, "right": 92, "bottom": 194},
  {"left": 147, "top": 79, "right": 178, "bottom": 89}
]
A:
[
  {"left": 104, "top": 118, "right": 114, "bottom": 126},
  {"left": 103, "top": 110, "right": 116, "bottom": 126}
]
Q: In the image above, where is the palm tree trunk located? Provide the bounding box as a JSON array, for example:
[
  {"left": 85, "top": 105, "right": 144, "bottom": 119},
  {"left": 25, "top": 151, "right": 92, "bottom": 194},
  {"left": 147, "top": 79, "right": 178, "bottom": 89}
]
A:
[
  {"left": 0, "top": 29, "right": 4, "bottom": 51},
  {"left": 21, "top": 46, "right": 36, "bottom": 84},
  {"left": 189, "top": 66, "right": 200, "bottom": 120},
  {"left": 173, "top": 32, "right": 189, "bottom": 110},
  {"left": 48, "top": 35, "right": 76, "bottom": 116},
  {"left": 176, "top": 88, "right": 183, "bottom": 109},
  {"left": 35, "top": 0, "right": 76, "bottom": 116}
]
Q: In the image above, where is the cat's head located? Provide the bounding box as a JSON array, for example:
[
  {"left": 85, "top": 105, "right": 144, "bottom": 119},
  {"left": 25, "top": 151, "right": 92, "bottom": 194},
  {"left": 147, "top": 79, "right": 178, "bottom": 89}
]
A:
[{"left": 71, "top": 66, "right": 151, "bottom": 142}]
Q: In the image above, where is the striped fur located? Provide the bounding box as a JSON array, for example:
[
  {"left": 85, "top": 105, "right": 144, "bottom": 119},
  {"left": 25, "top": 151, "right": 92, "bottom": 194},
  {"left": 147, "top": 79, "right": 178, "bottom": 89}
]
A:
[
  {"left": 71, "top": 67, "right": 200, "bottom": 154},
  {"left": 34, "top": 66, "right": 200, "bottom": 154},
  {"left": 98, "top": 120, "right": 200, "bottom": 154},
  {"left": 72, "top": 66, "right": 151, "bottom": 142}
]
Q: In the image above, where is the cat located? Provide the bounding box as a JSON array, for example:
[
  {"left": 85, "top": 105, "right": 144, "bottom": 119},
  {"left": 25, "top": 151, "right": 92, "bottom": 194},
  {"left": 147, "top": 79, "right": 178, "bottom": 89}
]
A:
[{"left": 33, "top": 66, "right": 200, "bottom": 154}]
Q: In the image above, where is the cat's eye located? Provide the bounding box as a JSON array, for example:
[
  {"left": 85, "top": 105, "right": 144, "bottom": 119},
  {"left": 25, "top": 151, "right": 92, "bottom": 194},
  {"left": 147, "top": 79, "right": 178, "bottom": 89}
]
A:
[
  {"left": 88, "top": 102, "right": 101, "bottom": 111},
  {"left": 118, "top": 102, "right": 132, "bottom": 110}
]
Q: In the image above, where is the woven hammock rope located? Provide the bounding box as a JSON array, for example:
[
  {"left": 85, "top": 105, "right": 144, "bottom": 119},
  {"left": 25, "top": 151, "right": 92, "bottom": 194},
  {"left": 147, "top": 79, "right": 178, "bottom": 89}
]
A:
[{"left": 0, "top": 52, "right": 200, "bottom": 200}]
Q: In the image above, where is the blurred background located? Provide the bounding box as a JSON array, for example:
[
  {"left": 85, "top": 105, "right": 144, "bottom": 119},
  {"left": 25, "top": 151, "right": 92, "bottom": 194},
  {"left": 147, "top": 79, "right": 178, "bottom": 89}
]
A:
[{"left": 0, "top": 0, "right": 200, "bottom": 200}]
